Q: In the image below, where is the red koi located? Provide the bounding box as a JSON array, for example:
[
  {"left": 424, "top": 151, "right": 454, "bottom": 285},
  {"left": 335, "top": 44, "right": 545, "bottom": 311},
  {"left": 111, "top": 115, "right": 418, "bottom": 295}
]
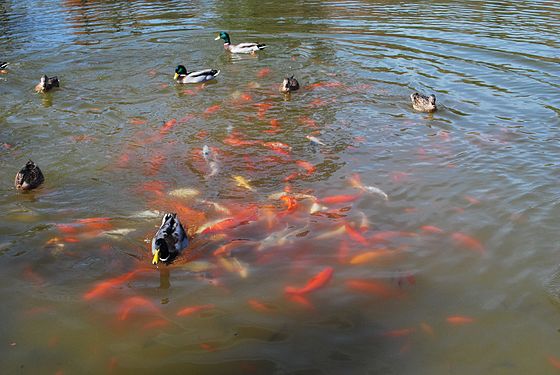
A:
[
  {"left": 145, "top": 154, "right": 166, "bottom": 176},
  {"left": 118, "top": 296, "right": 159, "bottom": 321},
  {"left": 420, "top": 225, "right": 444, "bottom": 234},
  {"left": 270, "top": 119, "right": 280, "bottom": 128},
  {"left": 285, "top": 267, "right": 334, "bottom": 295},
  {"left": 298, "top": 116, "right": 318, "bottom": 128},
  {"left": 383, "top": 328, "right": 416, "bottom": 338},
  {"left": 255, "top": 102, "right": 272, "bottom": 119},
  {"left": 63, "top": 236, "right": 80, "bottom": 243},
  {"left": 129, "top": 118, "right": 147, "bottom": 125},
  {"left": 247, "top": 299, "right": 275, "bottom": 313},
  {"left": 319, "top": 194, "right": 361, "bottom": 205},
  {"left": 257, "top": 67, "right": 271, "bottom": 78},
  {"left": 548, "top": 355, "right": 560, "bottom": 370},
  {"left": 240, "top": 93, "right": 253, "bottom": 102},
  {"left": 345, "top": 224, "right": 369, "bottom": 245},
  {"left": 213, "top": 240, "right": 250, "bottom": 257},
  {"left": 451, "top": 232, "right": 484, "bottom": 253},
  {"left": 83, "top": 270, "right": 141, "bottom": 300},
  {"left": 204, "top": 105, "right": 221, "bottom": 115},
  {"left": 345, "top": 279, "right": 402, "bottom": 298},
  {"left": 176, "top": 304, "right": 214, "bottom": 317},
  {"left": 295, "top": 160, "right": 316, "bottom": 175},
  {"left": 160, "top": 118, "right": 177, "bottom": 134},
  {"left": 285, "top": 293, "right": 314, "bottom": 309},
  {"left": 76, "top": 217, "right": 111, "bottom": 224},
  {"left": 138, "top": 180, "right": 165, "bottom": 196},
  {"left": 57, "top": 224, "right": 78, "bottom": 234},
  {"left": 223, "top": 133, "right": 258, "bottom": 147},
  {"left": 280, "top": 195, "right": 298, "bottom": 212},
  {"left": 446, "top": 315, "right": 475, "bottom": 325}
]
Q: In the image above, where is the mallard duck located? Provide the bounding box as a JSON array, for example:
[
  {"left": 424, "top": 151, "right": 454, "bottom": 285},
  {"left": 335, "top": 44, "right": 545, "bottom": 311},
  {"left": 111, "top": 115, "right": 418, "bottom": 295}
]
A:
[
  {"left": 35, "top": 75, "right": 59, "bottom": 93},
  {"left": 0, "top": 62, "right": 8, "bottom": 73},
  {"left": 174, "top": 65, "right": 220, "bottom": 84},
  {"left": 151, "top": 213, "right": 189, "bottom": 264},
  {"left": 214, "top": 32, "right": 267, "bottom": 54},
  {"left": 279, "top": 76, "right": 300, "bottom": 93},
  {"left": 411, "top": 92, "right": 437, "bottom": 112},
  {"left": 15, "top": 160, "right": 45, "bottom": 191}
]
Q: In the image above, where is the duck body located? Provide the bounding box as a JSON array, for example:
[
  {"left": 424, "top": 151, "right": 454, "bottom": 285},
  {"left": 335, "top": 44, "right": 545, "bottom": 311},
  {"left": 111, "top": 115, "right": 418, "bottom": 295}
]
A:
[
  {"left": 174, "top": 65, "right": 220, "bottom": 84},
  {"left": 151, "top": 213, "right": 189, "bottom": 264},
  {"left": 0, "top": 62, "right": 8, "bottom": 73},
  {"left": 35, "top": 75, "right": 59, "bottom": 93},
  {"left": 215, "top": 32, "right": 266, "bottom": 54},
  {"left": 280, "top": 76, "right": 300, "bottom": 93},
  {"left": 15, "top": 160, "right": 45, "bottom": 191},
  {"left": 411, "top": 92, "right": 437, "bottom": 112}
]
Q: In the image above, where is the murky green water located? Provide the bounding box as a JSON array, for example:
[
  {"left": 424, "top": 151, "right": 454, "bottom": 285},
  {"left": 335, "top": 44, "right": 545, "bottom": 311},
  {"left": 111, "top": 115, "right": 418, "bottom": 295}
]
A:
[{"left": 1, "top": 0, "right": 560, "bottom": 373}]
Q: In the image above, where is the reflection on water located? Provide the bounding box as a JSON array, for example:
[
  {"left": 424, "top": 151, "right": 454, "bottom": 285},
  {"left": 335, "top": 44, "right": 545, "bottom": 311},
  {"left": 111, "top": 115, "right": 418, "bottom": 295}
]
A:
[{"left": 1, "top": 0, "right": 560, "bottom": 373}]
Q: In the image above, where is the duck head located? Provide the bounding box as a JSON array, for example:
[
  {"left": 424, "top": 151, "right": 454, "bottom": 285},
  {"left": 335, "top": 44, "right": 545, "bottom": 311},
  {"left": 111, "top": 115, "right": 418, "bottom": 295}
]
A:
[
  {"left": 152, "top": 238, "right": 170, "bottom": 265},
  {"left": 15, "top": 160, "right": 44, "bottom": 190},
  {"left": 174, "top": 65, "right": 187, "bottom": 80},
  {"left": 214, "top": 32, "right": 230, "bottom": 44}
]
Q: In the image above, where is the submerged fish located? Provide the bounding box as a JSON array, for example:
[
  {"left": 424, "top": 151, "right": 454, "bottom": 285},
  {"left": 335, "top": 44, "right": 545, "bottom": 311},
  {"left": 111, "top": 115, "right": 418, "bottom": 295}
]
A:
[
  {"left": 306, "top": 135, "right": 326, "bottom": 146},
  {"left": 257, "top": 224, "right": 309, "bottom": 251},
  {"left": 168, "top": 188, "right": 200, "bottom": 198},
  {"left": 285, "top": 267, "right": 334, "bottom": 295},
  {"left": 233, "top": 175, "right": 255, "bottom": 191}
]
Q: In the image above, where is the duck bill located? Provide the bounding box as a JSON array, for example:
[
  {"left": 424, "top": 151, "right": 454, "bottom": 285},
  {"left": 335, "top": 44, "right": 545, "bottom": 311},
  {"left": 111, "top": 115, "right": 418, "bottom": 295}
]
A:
[
  {"left": 173, "top": 73, "right": 179, "bottom": 80},
  {"left": 152, "top": 250, "right": 160, "bottom": 265},
  {"left": 214, "top": 35, "right": 221, "bottom": 40}
]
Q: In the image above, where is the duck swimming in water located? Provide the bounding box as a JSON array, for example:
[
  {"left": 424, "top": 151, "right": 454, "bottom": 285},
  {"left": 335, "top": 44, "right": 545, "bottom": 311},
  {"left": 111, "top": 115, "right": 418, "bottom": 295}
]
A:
[
  {"left": 214, "top": 32, "right": 267, "bottom": 54},
  {"left": 174, "top": 65, "right": 220, "bottom": 84},
  {"left": 279, "top": 76, "right": 300, "bottom": 93},
  {"left": 0, "top": 62, "right": 8, "bottom": 73},
  {"left": 151, "top": 213, "right": 189, "bottom": 265},
  {"left": 35, "top": 75, "right": 59, "bottom": 93},
  {"left": 411, "top": 92, "right": 437, "bottom": 113},
  {"left": 15, "top": 160, "right": 45, "bottom": 191}
]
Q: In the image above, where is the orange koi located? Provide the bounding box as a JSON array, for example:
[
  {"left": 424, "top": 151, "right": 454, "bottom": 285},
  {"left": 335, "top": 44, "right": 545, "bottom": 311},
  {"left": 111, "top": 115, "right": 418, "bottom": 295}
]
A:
[
  {"left": 262, "top": 141, "right": 291, "bottom": 152},
  {"left": 319, "top": 194, "right": 361, "bottom": 205},
  {"left": 285, "top": 293, "right": 314, "bottom": 309},
  {"left": 176, "top": 304, "right": 214, "bottom": 317},
  {"left": 129, "top": 118, "right": 147, "bottom": 125},
  {"left": 464, "top": 195, "right": 481, "bottom": 205},
  {"left": 349, "top": 249, "right": 398, "bottom": 265},
  {"left": 309, "top": 98, "right": 328, "bottom": 107},
  {"left": 420, "top": 225, "right": 444, "bottom": 234},
  {"left": 178, "top": 114, "right": 196, "bottom": 124},
  {"left": 181, "top": 89, "right": 196, "bottom": 95},
  {"left": 138, "top": 180, "right": 165, "bottom": 196},
  {"left": 83, "top": 270, "right": 141, "bottom": 300},
  {"left": 213, "top": 240, "right": 250, "bottom": 257},
  {"left": 382, "top": 328, "right": 416, "bottom": 338},
  {"left": 283, "top": 172, "right": 300, "bottom": 182},
  {"left": 223, "top": 133, "right": 258, "bottom": 147},
  {"left": 247, "top": 299, "right": 275, "bottom": 313},
  {"left": 118, "top": 296, "right": 159, "bottom": 320},
  {"left": 345, "top": 279, "right": 402, "bottom": 298},
  {"left": 548, "top": 355, "right": 560, "bottom": 369},
  {"left": 57, "top": 224, "right": 78, "bottom": 234},
  {"left": 446, "top": 315, "right": 475, "bottom": 325},
  {"left": 76, "top": 217, "right": 111, "bottom": 224},
  {"left": 160, "top": 118, "right": 177, "bottom": 134},
  {"left": 204, "top": 104, "right": 221, "bottom": 115},
  {"left": 451, "top": 232, "right": 484, "bottom": 253},
  {"left": 63, "top": 236, "right": 80, "bottom": 243},
  {"left": 285, "top": 267, "right": 334, "bottom": 295},
  {"left": 255, "top": 102, "right": 272, "bottom": 119},
  {"left": 345, "top": 224, "right": 369, "bottom": 245},
  {"left": 280, "top": 195, "right": 298, "bottom": 212},
  {"left": 144, "top": 154, "right": 166, "bottom": 176},
  {"left": 240, "top": 93, "right": 253, "bottom": 102},
  {"left": 420, "top": 322, "right": 435, "bottom": 336},
  {"left": 295, "top": 160, "right": 316, "bottom": 175},
  {"left": 298, "top": 116, "right": 318, "bottom": 128},
  {"left": 270, "top": 119, "right": 280, "bottom": 128},
  {"left": 257, "top": 67, "right": 271, "bottom": 78}
]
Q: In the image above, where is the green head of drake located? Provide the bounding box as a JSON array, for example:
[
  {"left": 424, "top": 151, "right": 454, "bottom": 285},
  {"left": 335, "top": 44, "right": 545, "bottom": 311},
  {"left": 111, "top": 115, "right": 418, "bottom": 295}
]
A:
[
  {"left": 215, "top": 31, "right": 230, "bottom": 44},
  {"left": 174, "top": 65, "right": 187, "bottom": 80}
]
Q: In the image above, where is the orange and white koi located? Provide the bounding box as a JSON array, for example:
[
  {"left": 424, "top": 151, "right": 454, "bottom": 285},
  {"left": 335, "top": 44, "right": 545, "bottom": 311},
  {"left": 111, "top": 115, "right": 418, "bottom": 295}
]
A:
[
  {"left": 285, "top": 267, "right": 334, "bottom": 295},
  {"left": 348, "top": 174, "right": 388, "bottom": 200},
  {"left": 306, "top": 135, "right": 325, "bottom": 146}
]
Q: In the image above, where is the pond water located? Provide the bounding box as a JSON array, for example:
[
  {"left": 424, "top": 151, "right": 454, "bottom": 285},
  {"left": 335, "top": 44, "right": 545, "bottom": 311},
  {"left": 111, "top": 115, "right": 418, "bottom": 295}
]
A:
[{"left": 1, "top": 0, "right": 560, "bottom": 374}]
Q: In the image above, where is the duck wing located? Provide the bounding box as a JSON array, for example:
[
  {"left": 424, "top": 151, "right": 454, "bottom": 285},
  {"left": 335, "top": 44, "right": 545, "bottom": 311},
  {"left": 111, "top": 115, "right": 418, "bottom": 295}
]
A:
[{"left": 0, "top": 62, "right": 8, "bottom": 70}]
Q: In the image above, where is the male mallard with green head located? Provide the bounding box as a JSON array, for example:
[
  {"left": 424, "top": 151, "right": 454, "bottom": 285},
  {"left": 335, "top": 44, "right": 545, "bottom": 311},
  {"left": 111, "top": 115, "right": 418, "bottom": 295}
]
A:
[
  {"left": 35, "top": 75, "right": 59, "bottom": 93},
  {"left": 174, "top": 65, "right": 220, "bottom": 84},
  {"left": 215, "top": 32, "right": 267, "bottom": 54},
  {"left": 411, "top": 92, "right": 437, "bottom": 112},
  {"left": 15, "top": 160, "right": 45, "bottom": 191},
  {"left": 151, "top": 213, "right": 189, "bottom": 265},
  {"left": 279, "top": 76, "right": 300, "bottom": 93}
]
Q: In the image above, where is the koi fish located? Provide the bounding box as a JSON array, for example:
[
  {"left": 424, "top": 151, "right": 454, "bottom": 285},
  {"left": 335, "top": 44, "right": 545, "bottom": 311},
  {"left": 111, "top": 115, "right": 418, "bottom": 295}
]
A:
[
  {"left": 306, "top": 135, "right": 325, "bottom": 146},
  {"left": 348, "top": 174, "right": 388, "bottom": 200},
  {"left": 420, "top": 225, "right": 444, "bottom": 234},
  {"left": 118, "top": 296, "right": 159, "bottom": 320},
  {"left": 295, "top": 160, "right": 316, "bottom": 175},
  {"left": 548, "top": 356, "right": 560, "bottom": 369},
  {"left": 345, "top": 224, "right": 369, "bottom": 245},
  {"left": 319, "top": 194, "right": 361, "bottom": 205},
  {"left": 204, "top": 104, "right": 221, "bottom": 115},
  {"left": 358, "top": 212, "right": 370, "bottom": 232},
  {"left": 176, "top": 304, "right": 214, "bottom": 317},
  {"left": 168, "top": 188, "right": 200, "bottom": 199},
  {"left": 233, "top": 175, "right": 255, "bottom": 191},
  {"left": 299, "top": 116, "right": 318, "bottom": 128},
  {"left": 160, "top": 118, "right": 177, "bottom": 134},
  {"left": 314, "top": 225, "right": 346, "bottom": 240},
  {"left": 382, "top": 328, "right": 416, "bottom": 338},
  {"left": 257, "top": 67, "right": 271, "bottom": 78},
  {"left": 129, "top": 118, "right": 147, "bottom": 125},
  {"left": 213, "top": 240, "right": 251, "bottom": 256},
  {"left": 83, "top": 269, "right": 142, "bottom": 300},
  {"left": 451, "top": 232, "right": 484, "bottom": 253},
  {"left": 345, "top": 279, "right": 402, "bottom": 298},
  {"left": 349, "top": 249, "right": 399, "bottom": 265},
  {"left": 198, "top": 199, "right": 231, "bottom": 215},
  {"left": 196, "top": 217, "right": 233, "bottom": 235},
  {"left": 202, "top": 145, "right": 220, "bottom": 177},
  {"left": 420, "top": 322, "right": 435, "bottom": 336},
  {"left": 446, "top": 315, "right": 475, "bottom": 325},
  {"left": 257, "top": 224, "right": 308, "bottom": 251},
  {"left": 143, "top": 319, "right": 169, "bottom": 330},
  {"left": 285, "top": 267, "right": 334, "bottom": 295},
  {"left": 261, "top": 141, "right": 292, "bottom": 153},
  {"left": 217, "top": 256, "right": 248, "bottom": 278},
  {"left": 247, "top": 299, "right": 275, "bottom": 313}
]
